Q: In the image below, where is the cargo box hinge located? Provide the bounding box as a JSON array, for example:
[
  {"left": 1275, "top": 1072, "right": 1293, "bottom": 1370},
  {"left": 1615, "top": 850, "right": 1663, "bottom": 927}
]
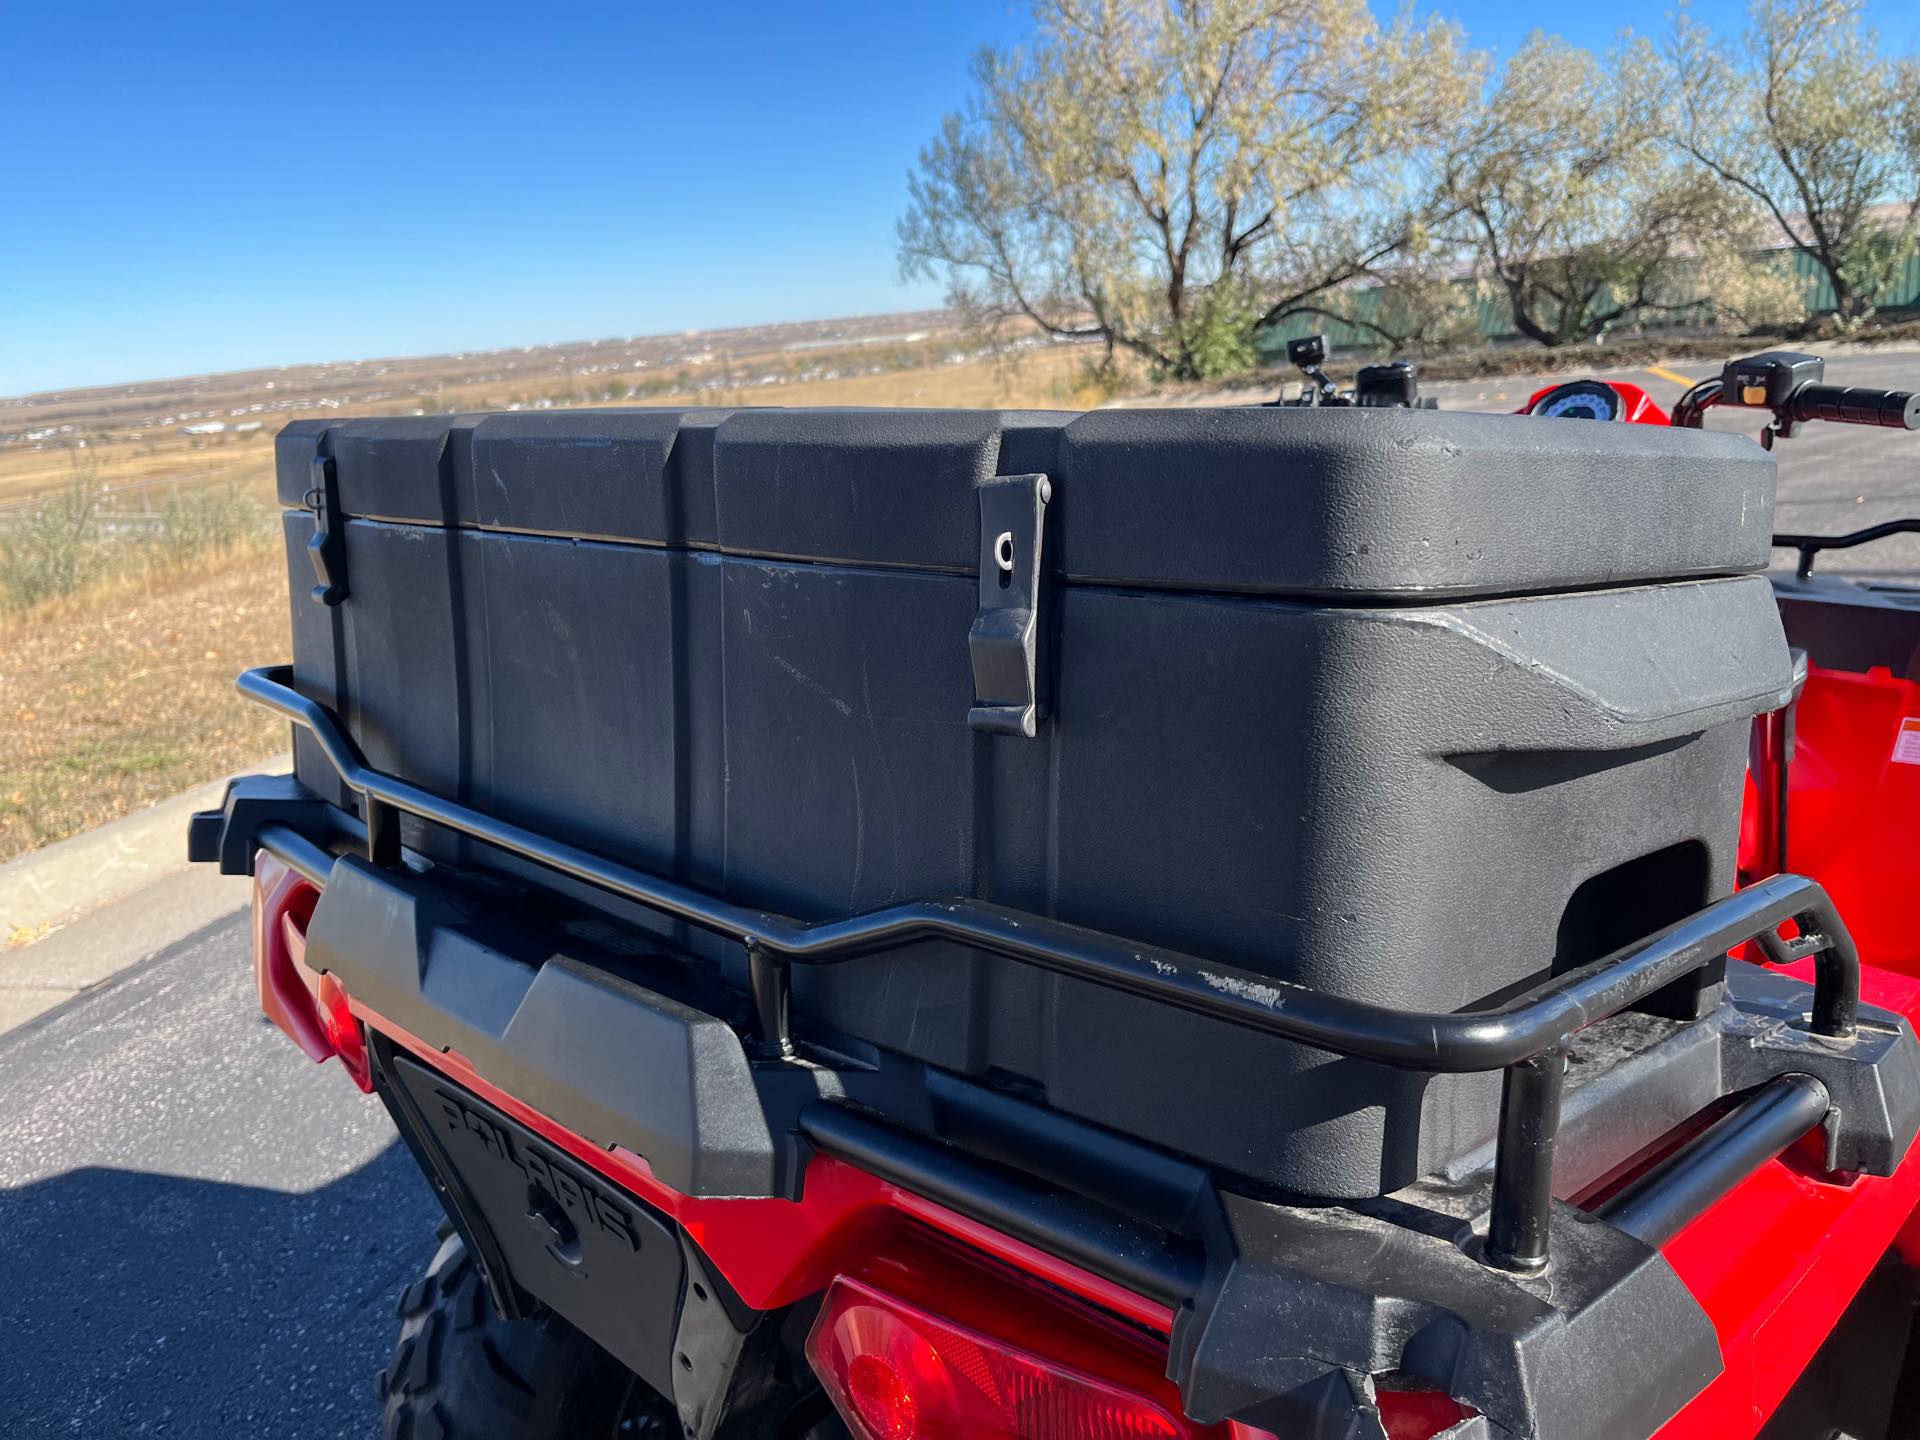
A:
[
  {"left": 968, "top": 473, "right": 1051, "bottom": 737},
  {"left": 304, "top": 455, "right": 348, "bottom": 606}
]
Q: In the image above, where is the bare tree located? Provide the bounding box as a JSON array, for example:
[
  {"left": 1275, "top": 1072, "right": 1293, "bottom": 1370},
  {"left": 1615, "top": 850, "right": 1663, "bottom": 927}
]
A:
[
  {"left": 1439, "top": 35, "right": 1803, "bottom": 348},
  {"left": 1663, "top": 0, "right": 1920, "bottom": 325},
  {"left": 898, "top": 0, "right": 1479, "bottom": 379}
]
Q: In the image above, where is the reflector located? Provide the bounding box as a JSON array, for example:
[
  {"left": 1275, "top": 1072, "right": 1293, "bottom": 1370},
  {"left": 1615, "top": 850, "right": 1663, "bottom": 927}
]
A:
[
  {"left": 1379, "top": 1385, "right": 1474, "bottom": 1437},
  {"left": 846, "top": 1350, "right": 922, "bottom": 1440}
]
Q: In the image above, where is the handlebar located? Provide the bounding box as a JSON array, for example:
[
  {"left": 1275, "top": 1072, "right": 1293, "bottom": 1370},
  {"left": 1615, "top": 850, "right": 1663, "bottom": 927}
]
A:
[
  {"left": 1673, "top": 351, "right": 1918, "bottom": 445},
  {"left": 1788, "top": 384, "right": 1920, "bottom": 431}
]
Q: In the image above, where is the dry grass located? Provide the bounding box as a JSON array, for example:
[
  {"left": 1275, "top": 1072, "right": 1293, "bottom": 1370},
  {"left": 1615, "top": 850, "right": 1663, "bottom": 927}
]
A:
[
  {"left": 0, "top": 541, "right": 289, "bottom": 861},
  {"left": 406, "top": 344, "right": 1111, "bottom": 417},
  {"left": 0, "top": 336, "right": 1127, "bottom": 865},
  {"left": 0, "top": 434, "right": 273, "bottom": 507},
  {"left": 0, "top": 313, "right": 1109, "bottom": 510}
]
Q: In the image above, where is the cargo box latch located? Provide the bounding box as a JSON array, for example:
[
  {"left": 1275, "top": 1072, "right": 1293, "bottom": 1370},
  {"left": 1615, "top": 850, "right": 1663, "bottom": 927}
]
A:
[
  {"left": 968, "top": 473, "right": 1051, "bottom": 737},
  {"left": 304, "top": 455, "right": 348, "bottom": 606}
]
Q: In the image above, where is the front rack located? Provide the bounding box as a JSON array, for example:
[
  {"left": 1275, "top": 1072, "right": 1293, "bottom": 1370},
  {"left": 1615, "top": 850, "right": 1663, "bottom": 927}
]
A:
[{"left": 222, "top": 663, "right": 1863, "bottom": 1274}]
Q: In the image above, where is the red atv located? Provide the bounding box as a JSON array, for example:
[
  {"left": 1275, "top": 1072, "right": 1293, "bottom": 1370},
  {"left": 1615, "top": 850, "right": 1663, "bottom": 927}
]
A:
[{"left": 193, "top": 349, "right": 1920, "bottom": 1439}]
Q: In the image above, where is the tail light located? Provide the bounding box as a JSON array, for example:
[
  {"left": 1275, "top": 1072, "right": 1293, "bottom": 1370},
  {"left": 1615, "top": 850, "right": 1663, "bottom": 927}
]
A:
[
  {"left": 251, "top": 850, "right": 369, "bottom": 1092},
  {"left": 1379, "top": 1387, "right": 1474, "bottom": 1438},
  {"left": 314, "top": 970, "right": 370, "bottom": 1091},
  {"left": 807, "top": 1262, "right": 1217, "bottom": 1440},
  {"left": 806, "top": 1233, "right": 1473, "bottom": 1440}
]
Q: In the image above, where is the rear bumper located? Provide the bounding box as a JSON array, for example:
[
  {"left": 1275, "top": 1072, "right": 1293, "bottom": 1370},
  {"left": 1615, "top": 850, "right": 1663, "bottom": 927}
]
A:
[{"left": 197, "top": 764, "right": 1920, "bottom": 1440}]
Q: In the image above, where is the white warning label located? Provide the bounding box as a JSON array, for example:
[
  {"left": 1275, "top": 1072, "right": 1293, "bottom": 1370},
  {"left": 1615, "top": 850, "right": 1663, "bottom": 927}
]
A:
[{"left": 1895, "top": 717, "right": 1920, "bottom": 765}]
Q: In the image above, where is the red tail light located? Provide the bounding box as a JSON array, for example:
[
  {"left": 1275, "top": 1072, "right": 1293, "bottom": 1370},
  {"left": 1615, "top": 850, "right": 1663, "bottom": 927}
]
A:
[
  {"left": 805, "top": 1232, "right": 1474, "bottom": 1440},
  {"left": 1379, "top": 1386, "right": 1474, "bottom": 1438},
  {"left": 314, "top": 970, "right": 371, "bottom": 1092},
  {"left": 251, "top": 850, "right": 369, "bottom": 1092},
  {"left": 806, "top": 1238, "right": 1227, "bottom": 1440},
  {"left": 810, "top": 1275, "right": 1200, "bottom": 1439}
]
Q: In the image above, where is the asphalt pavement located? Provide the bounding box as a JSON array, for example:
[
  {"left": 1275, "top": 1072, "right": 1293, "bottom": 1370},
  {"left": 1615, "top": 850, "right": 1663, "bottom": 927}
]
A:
[{"left": 0, "top": 914, "right": 440, "bottom": 1437}]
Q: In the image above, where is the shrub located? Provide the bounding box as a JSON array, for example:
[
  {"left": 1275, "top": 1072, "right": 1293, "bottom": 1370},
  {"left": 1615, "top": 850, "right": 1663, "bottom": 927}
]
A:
[
  {"left": 0, "top": 477, "right": 273, "bottom": 616},
  {"left": 156, "top": 482, "right": 271, "bottom": 562},
  {"left": 0, "top": 477, "right": 99, "bottom": 609}
]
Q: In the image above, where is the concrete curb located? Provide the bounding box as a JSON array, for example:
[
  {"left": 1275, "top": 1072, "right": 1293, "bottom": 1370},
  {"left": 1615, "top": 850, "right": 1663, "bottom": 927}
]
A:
[
  {"left": 0, "top": 756, "right": 288, "bottom": 944},
  {"left": 0, "top": 757, "right": 289, "bottom": 1032}
]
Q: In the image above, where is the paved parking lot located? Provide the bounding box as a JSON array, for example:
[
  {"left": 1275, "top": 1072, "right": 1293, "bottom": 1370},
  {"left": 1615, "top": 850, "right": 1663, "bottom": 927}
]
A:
[{"left": 0, "top": 917, "right": 440, "bottom": 1436}]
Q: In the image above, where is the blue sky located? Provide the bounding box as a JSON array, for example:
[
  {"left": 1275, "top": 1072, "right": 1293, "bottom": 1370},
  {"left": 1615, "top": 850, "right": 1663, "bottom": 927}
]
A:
[{"left": 3, "top": 0, "right": 1916, "bottom": 396}]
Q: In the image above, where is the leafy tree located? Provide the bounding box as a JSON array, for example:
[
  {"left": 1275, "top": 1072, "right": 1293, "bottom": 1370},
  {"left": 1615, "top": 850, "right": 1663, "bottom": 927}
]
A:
[
  {"left": 1663, "top": 0, "right": 1920, "bottom": 325},
  {"left": 1440, "top": 35, "right": 1802, "bottom": 348},
  {"left": 899, "top": 0, "right": 1479, "bottom": 379}
]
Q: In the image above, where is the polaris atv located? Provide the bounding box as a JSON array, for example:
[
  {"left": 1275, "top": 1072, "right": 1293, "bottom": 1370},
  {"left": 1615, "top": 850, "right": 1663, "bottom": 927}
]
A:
[{"left": 191, "top": 348, "right": 1920, "bottom": 1439}]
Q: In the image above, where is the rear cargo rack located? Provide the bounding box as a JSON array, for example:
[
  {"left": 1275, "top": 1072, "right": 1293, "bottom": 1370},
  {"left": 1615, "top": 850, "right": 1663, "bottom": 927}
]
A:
[{"left": 216, "top": 665, "right": 1865, "bottom": 1274}]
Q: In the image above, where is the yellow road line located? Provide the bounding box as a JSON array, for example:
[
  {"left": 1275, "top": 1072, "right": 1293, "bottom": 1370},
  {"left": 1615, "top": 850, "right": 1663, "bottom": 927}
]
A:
[{"left": 1644, "top": 362, "right": 1697, "bottom": 388}]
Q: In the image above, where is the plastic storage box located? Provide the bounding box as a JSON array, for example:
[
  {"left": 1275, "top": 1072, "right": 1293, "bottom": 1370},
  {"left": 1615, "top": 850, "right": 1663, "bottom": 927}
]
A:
[{"left": 275, "top": 405, "right": 1790, "bottom": 1197}]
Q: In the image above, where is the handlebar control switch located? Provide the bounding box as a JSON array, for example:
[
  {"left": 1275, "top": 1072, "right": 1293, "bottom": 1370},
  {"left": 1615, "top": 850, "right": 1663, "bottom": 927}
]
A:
[{"left": 1721, "top": 351, "right": 1826, "bottom": 410}]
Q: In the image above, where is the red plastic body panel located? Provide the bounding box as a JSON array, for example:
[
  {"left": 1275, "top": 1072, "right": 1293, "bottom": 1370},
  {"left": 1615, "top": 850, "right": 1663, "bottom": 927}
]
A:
[
  {"left": 1742, "top": 664, "right": 1920, "bottom": 973},
  {"left": 251, "top": 853, "right": 328, "bottom": 1063},
  {"left": 1655, "top": 963, "right": 1920, "bottom": 1437},
  {"left": 252, "top": 855, "right": 370, "bottom": 1091}
]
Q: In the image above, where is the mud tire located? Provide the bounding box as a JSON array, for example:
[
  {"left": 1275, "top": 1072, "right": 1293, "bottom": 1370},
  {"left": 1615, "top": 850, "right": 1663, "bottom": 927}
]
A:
[{"left": 376, "top": 1232, "right": 654, "bottom": 1439}]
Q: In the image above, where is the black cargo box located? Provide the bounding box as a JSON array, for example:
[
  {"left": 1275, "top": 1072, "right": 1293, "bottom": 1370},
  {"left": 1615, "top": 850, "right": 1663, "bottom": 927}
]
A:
[{"left": 274, "top": 405, "right": 1791, "bottom": 1198}]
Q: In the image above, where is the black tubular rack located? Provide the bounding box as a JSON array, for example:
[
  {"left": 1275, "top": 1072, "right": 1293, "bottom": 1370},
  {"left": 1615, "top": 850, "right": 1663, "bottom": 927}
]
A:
[
  {"left": 231, "top": 663, "right": 1861, "bottom": 1275},
  {"left": 1773, "top": 518, "right": 1920, "bottom": 578}
]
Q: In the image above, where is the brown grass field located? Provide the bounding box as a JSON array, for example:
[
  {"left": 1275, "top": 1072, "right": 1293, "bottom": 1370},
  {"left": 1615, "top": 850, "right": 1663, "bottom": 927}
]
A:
[
  {"left": 0, "top": 542, "right": 289, "bottom": 861},
  {"left": 0, "top": 317, "right": 1119, "bottom": 863}
]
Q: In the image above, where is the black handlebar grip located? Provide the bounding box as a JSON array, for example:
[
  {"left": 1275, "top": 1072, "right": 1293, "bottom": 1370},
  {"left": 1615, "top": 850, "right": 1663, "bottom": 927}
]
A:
[{"left": 1788, "top": 383, "right": 1920, "bottom": 430}]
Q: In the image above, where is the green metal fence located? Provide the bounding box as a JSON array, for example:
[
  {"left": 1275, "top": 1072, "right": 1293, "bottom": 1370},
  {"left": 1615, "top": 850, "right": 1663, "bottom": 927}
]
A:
[
  {"left": 1254, "top": 244, "right": 1920, "bottom": 360},
  {"left": 1786, "top": 246, "right": 1920, "bottom": 316}
]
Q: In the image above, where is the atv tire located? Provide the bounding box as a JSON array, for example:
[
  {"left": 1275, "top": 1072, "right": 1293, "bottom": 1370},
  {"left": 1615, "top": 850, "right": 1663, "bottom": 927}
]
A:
[{"left": 377, "top": 1231, "right": 659, "bottom": 1439}]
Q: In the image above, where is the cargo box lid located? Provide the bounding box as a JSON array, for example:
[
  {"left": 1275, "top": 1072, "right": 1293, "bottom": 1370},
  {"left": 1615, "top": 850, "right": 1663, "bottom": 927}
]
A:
[{"left": 277, "top": 405, "right": 1775, "bottom": 598}]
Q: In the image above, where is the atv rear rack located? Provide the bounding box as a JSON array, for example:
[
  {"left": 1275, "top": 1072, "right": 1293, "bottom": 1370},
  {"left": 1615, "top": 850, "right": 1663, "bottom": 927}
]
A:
[{"left": 199, "top": 665, "right": 1869, "bottom": 1277}]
